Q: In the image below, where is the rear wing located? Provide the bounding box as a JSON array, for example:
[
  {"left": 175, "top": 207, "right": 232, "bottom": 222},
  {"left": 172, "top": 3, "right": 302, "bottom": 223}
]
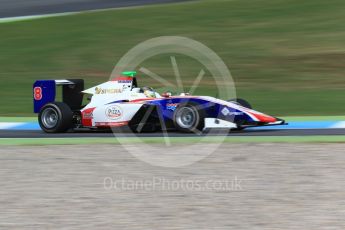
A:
[{"left": 33, "top": 79, "right": 84, "bottom": 113}]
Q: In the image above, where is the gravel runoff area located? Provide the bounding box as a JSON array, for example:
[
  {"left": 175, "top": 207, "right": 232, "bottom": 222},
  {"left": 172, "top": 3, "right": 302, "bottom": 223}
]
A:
[{"left": 0, "top": 143, "right": 345, "bottom": 229}]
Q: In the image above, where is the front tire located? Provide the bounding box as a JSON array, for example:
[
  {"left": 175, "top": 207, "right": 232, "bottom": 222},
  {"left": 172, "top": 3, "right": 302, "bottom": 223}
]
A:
[
  {"left": 228, "top": 98, "right": 252, "bottom": 109},
  {"left": 38, "top": 102, "right": 73, "bottom": 133},
  {"left": 173, "top": 103, "right": 204, "bottom": 133}
]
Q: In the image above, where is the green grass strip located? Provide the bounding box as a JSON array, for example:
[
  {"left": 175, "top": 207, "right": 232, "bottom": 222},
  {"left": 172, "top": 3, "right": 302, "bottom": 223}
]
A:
[
  {"left": 281, "top": 116, "right": 345, "bottom": 121},
  {"left": 2, "top": 0, "right": 345, "bottom": 116},
  {"left": 0, "top": 117, "right": 37, "bottom": 122},
  {"left": 1, "top": 135, "right": 345, "bottom": 146},
  {"left": 1, "top": 115, "right": 345, "bottom": 123}
]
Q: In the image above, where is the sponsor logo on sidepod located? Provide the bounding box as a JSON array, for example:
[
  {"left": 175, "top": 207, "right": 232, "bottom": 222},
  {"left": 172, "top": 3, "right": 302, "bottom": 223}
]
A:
[
  {"left": 83, "top": 111, "right": 93, "bottom": 119},
  {"left": 221, "top": 107, "right": 244, "bottom": 116},
  {"left": 95, "top": 87, "right": 122, "bottom": 94},
  {"left": 166, "top": 103, "right": 179, "bottom": 111},
  {"left": 105, "top": 105, "right": 122, "bottom": 120}
]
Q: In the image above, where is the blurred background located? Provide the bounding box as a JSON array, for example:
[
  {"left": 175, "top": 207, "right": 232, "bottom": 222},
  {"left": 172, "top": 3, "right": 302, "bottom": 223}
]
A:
[{"left": 0, "top": 0, "right": 344, "bottom": 116}]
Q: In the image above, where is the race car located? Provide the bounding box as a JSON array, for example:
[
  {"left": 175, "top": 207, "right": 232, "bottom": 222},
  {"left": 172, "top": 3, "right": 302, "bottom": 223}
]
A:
[{"left": 33, "top": 71, "right": 285, "bottom": 133}]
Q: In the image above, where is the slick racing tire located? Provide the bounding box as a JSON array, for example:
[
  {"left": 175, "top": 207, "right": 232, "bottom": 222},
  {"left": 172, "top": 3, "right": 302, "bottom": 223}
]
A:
[
  {"left": 173, "top": 103, "right": 205, "bottom": 133},
  {"left": 228, "top": 98, "right": 252, "bottom": 109},
  {"left": 39, "top": 102, "right": 73, "bottom": 133}
]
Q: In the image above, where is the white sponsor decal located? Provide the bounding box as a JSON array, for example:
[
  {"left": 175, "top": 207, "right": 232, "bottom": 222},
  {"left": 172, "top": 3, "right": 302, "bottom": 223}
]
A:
[
  {"left": 221, "top": 107, "right": 230, "bottom": 116},
  {"left": 221, "top": 107, "right": 244, "bottom": 116},
  {"left": 105, "top": 105, "right": 123, "bottom": 120},
  {"left": 229, "top": 112, "right": 244, "bottom": 116},
  {"left": 95, "top": 87, "right": 122, "bottom": 94}
]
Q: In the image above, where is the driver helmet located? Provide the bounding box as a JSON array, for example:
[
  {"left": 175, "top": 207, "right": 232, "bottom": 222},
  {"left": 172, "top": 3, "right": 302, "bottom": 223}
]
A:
[{"left": 142, "top": 86, "right": 156, "bottom": 98}]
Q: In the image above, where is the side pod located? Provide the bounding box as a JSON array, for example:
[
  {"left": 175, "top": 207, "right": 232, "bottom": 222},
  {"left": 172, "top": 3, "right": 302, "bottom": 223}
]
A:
[{"left": 128, "top": 104, "right": 160, "bottom": 132}]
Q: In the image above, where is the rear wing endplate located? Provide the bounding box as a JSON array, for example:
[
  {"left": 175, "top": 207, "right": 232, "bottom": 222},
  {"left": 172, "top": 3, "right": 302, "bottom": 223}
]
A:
[{"left": 33, "top": 79, "right": 84, "bottom": 113}]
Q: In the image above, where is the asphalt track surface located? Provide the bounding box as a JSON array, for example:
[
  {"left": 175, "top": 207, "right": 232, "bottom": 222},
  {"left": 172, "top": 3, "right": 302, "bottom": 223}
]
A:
[
  {"left": 2, "top": 128, "right": 345, "bottom": 138},
  {"left": 0, "top": 0, "right": 189, "bottom": 18}
]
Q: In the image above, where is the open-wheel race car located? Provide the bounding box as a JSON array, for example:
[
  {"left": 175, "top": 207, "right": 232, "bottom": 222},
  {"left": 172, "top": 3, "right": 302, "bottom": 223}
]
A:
[{"left": 33, "top": 71, "right": 285, "bottom": 133}]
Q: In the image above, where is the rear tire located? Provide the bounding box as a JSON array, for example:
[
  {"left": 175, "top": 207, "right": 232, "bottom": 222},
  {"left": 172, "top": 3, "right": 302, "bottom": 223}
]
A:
[
  {"left": 173, "top": 103, "right": 205, "bottom": 133},
  {"left": 38, "top": 102, "right": 73, "bottom": 133}
]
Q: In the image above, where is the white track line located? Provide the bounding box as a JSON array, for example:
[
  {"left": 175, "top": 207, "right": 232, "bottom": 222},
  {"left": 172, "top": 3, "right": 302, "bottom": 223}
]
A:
[
  {"left": 0, "top": 122, "right": 26, "bottom": 130},
  {"left": 330, "top": 121, "right": 345, "bottom": 129},
  {"left": 0, "top": 1, "right": 190, "bottom": 24},
  {"left": 0, "top": 12, "right": 79, "bottom": 24}
]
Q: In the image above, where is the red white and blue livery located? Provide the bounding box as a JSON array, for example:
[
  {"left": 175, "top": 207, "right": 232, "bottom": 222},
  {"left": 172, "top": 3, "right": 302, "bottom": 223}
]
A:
[{"left": 33, "top": 71, "right": 285, "bottom": 133}]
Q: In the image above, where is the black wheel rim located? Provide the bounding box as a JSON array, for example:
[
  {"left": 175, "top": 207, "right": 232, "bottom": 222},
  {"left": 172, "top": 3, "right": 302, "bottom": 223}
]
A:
[
  {"left": 176, "top": 107, "right": 197, "bottom": 129},
  {"left": 41, "top": 108, "right": 58, "bottom": 128}
]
